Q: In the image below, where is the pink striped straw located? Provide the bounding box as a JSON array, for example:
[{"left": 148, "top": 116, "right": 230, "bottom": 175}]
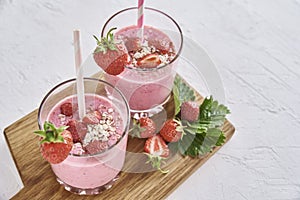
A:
[
  {"left": 137, "top": 0, "right": 144, "bottom": 41},
  {"left": 73, "top": 30, "right": 86, "bottom": 120}
]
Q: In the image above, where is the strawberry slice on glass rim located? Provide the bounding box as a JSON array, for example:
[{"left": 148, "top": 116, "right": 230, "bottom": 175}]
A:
[
  {"left": 93, "top": 27, "right": 130, "bottom": 76},
  {"left": 34, "top": 121, "right": 73, "bottom": 164}
]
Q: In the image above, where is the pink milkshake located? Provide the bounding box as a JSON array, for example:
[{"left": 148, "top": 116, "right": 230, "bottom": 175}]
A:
[
  {"left": 48, "top": 94, "right": 127, "bottom": 190},
  {"left": 104, "top": 25, "right": 177, "bottom": 111},
  {"left": 37, "top": 78, "right": 130, "bottom": 195},
  {"left": 101, "top": 7, "right": 183, "bottom": 113}
]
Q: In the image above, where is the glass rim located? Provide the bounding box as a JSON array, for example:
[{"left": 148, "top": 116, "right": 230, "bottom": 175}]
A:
[
  {"left": 101, "top": 7, "right": 183, "bottom": 72},
  {"left": 37, "top": 77, "right": 130, "bottom": 158}
]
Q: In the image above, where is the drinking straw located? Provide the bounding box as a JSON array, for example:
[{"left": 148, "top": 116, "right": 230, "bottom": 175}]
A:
[
  {"left": 73, "top": 30, "right": 86, "bottom": 120},
  {"left": 137, "top": 0, "right": 145, "bottom": 41}
]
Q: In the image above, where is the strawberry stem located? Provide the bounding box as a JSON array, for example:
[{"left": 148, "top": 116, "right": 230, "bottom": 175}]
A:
[
  {"left": 106, "top": 27, "right": 117, "bottom": 40},
  {"left": 144, "top": 153, "right": 169, "bottom": 174},
  {"left": 93, "top": 35, "right": 101, "bottom": 44},
  {"left": 34, "top": 121, "right": 66, "bottom": 144},
  {"left": 93, "top": 27, "right": 118, "bottom": 54},
  {"left": 129, "top": 118, "right": 146, "bottom": 138}
]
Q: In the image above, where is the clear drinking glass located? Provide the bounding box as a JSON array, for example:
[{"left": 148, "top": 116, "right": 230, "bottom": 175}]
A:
[
  {"left": 37, "top": 78, "right": 130, "bottom": 195},
  {"left": 101, "top": 7, "right": 183, "bottom": 116}
]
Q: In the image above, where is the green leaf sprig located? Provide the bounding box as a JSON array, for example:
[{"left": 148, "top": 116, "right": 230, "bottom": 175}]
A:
[
  {"left": 34, "top": 121, "right": 68, "bottom": 144},
  {"left": 171, "top": 77, "right": 230, "bottom": 157}
]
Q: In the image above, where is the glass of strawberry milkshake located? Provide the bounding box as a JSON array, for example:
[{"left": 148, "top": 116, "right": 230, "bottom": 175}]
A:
[
  {"left": 36, "top": 78, "right": 130, "bottom": 195},
  {"left": 99, "top": 7, "right": 183, "bottom": 116}
]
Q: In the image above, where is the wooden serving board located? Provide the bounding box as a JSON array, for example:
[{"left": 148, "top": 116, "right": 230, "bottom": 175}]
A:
[{"left": 4, "top": 80, "right": 235, "bottom": 200}]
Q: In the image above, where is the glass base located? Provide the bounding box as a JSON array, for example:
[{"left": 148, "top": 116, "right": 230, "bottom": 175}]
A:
[
  {"left": 130, "top": 94, "right": 171, "bottom": 119},
  {"left": 56, "top": 173, "right": 120, "bottom": 195}
]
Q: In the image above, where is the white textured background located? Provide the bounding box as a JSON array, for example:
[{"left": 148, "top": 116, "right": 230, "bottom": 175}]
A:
[{"left": 1, "top": 0, "right": 300, "bottom": 199}]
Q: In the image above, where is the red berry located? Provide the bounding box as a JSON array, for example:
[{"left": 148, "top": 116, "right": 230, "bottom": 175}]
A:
[
  {"left": 180, "top": 101, "right": 200, "bottom": 122},
  {"left": 66, "top": 119, "right": 87, "bottom": 143},
  {"left": 144, "top": 135, "right": 169, "bottom": 158},
  {"left": 139, "top": 117, "right": 156, "bottom": 138},
  {"left": 60, "top": 102, "right": 73, "bottom": 116},
  {"left": 160, "top": 119, "right": 183, "bottom": 143}
]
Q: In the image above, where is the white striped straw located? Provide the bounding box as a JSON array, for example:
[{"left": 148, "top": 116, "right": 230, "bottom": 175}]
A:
[
  {"left": 73, "top": 30, "right": 86, "bottom": 120},
  {"left": 137, "top": 0, "right": 144, "bottom": 41}
]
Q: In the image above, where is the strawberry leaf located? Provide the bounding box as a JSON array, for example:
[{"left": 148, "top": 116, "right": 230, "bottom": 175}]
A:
[
  {"left": 215, "top": 130, "right": 226, "bottom": 146},
  {"left": 35, "top": 122, "right": 67, "bottom": 144},
  {"left": 34, "top": 130, "right": 47, "bottom": 138},
  {"left": 176, "top": 128, "right": 225, "bottom": 157},
  {"left": 57, "top": 126, "right": 69, "bottom": 133},
  {"left": 199, "top": 96, "right": 230, "bottom": 128},
  {"left": 184, "top": 121, "right": 207, "bottom": 134},
  {"left": 170, "top": 96, "right": 230, "bottom": 157}
]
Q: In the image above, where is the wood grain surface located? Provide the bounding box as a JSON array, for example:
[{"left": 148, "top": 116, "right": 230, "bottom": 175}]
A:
[{"left": 4, "top": 81, "right": 235, "bottom": 200}]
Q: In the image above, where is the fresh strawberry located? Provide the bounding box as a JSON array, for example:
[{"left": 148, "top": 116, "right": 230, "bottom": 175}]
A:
[
  {"left": 144, "top": 135, "right": 169, "bottom": 157},
  {"left": 84, "top": 140, "right": 108, "bottom": 155},
  {"left": 34, "top": 121, "right": 73, "bottom": 164},
  {"left": 60, "top": 102, "right": 73, "bottom": 116},
  {"left": 82, "top": 112, "right": 100, "bottom": 125},
  {"left": 144, "top": 135, "right": 169, "bottom": 173},
  {"left": 93, "top": 27, "right": 130, "bottom": 75},
  {"left": 160, "top": 119, "right": 183, "bottom": 143},
  {"left": 130, "top": 117, "right": 156, "bottom": 138},
  {"left": 139, "top": 117, "right": 156, "bottom": 138},
  {"left": 136, "top": 53, "right": 161, "bottom": 68},
  {"left": 180, "top": 101, "right": 200, "bottom": 122},
  {"left": 66, "top": 119, "right": 87, "bottom": 143}
]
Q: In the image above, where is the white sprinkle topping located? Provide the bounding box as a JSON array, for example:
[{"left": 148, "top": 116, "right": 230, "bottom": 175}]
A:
[
  {"left": 82, "top": 106, "right": 119, "bottom": 147},
  {"left": 130, "top": 41, "right": 174, "bottom": 68}
]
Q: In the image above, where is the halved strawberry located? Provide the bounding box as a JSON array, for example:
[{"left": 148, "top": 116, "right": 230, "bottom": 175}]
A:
[
  {"left": 144, "top": 135, "right": 169, "bottom": 173},
  {"left": 180, "top": 101, "right": 200, "bottom": 122},
  {"left": 160, "top": 119, "right": 184, "bottom": 143},
  {"left": 66, "top": 119, "right": 87, "bottom": 143},
  {"left": 144, "top": 135, "right": 169, "bottom": 157},
  {"left": 130, "top": 117, "right": 156, "bottom": 138},
  {"left": 60, "top": 102, "right": 73, "bottom": 116},
  {"left": 93, "top": 27, "right": 130, "bottom": 75},
  {"left": 136, "top": 53, "right": 161, "bottom": 68},
  {"left": 34, "top": 121, "right": 73, "bottom": 164}
]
